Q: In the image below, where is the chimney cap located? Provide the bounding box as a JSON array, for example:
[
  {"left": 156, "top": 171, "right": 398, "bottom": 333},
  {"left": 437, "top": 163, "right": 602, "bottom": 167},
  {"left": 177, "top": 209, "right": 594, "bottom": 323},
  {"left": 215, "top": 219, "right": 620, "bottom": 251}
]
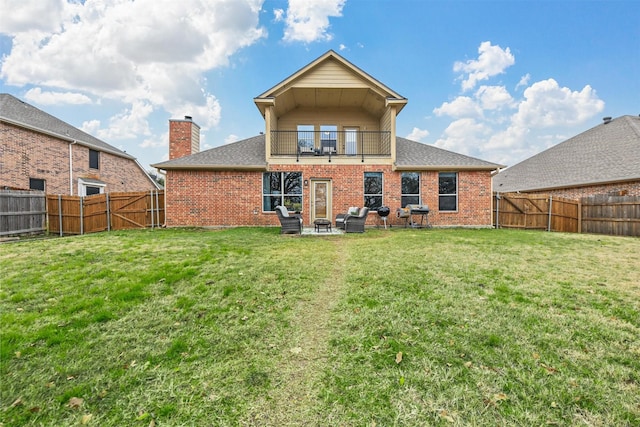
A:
[{"left": 184, "top": 115, "right": 193, "bottom": 121}]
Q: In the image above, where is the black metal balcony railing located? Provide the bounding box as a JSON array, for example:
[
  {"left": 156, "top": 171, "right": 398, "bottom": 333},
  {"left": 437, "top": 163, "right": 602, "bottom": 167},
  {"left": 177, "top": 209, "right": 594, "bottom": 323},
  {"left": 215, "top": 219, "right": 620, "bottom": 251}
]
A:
[{"left": 270, "top": 130, "right": 391, "bottom": 162}]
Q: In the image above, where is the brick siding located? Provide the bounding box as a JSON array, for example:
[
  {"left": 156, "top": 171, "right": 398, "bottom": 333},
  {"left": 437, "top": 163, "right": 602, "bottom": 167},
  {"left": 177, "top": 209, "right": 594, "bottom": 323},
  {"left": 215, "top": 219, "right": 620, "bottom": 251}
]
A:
[
  {"left": 1, "top": 122, "right": 156, "bottom": 194},
  {"left": 165, "top": 165, "right": 494, "bottom": 228},
  {"left": 524, "top": 181, "right": 640, "bottom": 199}
]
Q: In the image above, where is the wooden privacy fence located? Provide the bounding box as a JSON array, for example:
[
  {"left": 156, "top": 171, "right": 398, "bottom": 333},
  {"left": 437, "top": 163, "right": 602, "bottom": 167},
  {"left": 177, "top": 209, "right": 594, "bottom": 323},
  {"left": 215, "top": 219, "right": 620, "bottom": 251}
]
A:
[
  {"left": 581, "top": 194, "right": 640, "bottom": 236},
  {"left": 47, "top": 190, "right": 165, "bottom": 236},
  {"left": 494, "top": 193, "right": 640, "bottom": 237},
  {"left": 494, "top": 193, "right": 580, "bottom": 233},
  {"left": 0, "top": 190, "right": 47, "bottom": 236}
]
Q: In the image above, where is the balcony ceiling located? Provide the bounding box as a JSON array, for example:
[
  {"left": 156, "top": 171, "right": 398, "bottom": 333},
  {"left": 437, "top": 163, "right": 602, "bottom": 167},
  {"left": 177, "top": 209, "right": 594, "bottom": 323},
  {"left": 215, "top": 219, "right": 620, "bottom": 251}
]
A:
[{"left": 273, "top": 87, "right": 387, "bottom": 119}]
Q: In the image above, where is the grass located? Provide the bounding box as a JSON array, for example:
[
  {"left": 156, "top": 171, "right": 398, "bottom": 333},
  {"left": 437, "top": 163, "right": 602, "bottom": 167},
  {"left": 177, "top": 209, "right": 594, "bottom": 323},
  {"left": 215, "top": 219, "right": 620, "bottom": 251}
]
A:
[{"left": 1, "top": 227, "right": 638, "bottom": 426}]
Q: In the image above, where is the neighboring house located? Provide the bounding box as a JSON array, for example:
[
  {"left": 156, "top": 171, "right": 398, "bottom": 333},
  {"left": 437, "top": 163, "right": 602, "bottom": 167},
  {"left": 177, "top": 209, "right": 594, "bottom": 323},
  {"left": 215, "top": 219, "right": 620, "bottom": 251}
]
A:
[
  {"left": 493, "top": 115, "right": 640, "bottom": 198},
  {"left": 0, "top": 93, "right": 158, "bottom": 195},
  {"left": 153, "top": 50, "right": 503, "bottom": 228}
]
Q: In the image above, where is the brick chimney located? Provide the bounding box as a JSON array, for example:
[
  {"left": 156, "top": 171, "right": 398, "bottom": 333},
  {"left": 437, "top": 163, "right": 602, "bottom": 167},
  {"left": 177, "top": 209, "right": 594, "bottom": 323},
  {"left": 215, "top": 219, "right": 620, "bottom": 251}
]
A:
[{"left": 169, "top": 116, "right": 200, "bottom": 160}]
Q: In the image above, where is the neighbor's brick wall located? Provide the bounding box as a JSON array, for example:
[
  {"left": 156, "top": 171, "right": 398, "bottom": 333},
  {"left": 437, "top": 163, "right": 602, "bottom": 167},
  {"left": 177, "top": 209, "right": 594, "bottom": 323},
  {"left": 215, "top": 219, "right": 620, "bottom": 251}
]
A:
[
  {"left": 1, "top": 122, "right": 155, "bottom": 194},
  {"left": 165, "top": 164, "right": 494, "bottom": 228},
  {"left": 525, "top": 181, "right": 640, "bottom": 199}
]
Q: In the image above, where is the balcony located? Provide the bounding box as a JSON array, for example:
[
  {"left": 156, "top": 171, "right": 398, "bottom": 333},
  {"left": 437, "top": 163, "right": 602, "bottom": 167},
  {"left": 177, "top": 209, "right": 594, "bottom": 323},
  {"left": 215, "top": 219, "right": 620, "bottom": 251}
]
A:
[{"left": 270, "top": 130, "right": 391, "bottom": 162}]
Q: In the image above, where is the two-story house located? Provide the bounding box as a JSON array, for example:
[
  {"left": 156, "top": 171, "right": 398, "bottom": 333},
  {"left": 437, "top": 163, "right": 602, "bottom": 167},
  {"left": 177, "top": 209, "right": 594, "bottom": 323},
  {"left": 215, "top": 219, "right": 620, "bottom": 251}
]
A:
[{"left": 153, "top": 50, "right": 503, "bottom": 228}]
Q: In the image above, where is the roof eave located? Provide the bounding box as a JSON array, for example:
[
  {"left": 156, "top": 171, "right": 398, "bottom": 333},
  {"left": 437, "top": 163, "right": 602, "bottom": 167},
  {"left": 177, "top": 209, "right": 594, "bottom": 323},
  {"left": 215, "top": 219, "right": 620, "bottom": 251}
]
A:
[
  {"left": 152, "top": 164, "right": 268, "bottom": 172},
  {"left": 394, "top": 164, "right": 504, "bottom": 171}
]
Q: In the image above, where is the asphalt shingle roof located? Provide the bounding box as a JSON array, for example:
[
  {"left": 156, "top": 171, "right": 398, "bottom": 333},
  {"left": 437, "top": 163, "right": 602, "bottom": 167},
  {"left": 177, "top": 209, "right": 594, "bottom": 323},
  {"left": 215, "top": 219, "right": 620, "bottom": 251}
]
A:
[
  {"left": 395, "top": 137, "right": 503, "bottom": 170},
  {"left": 0, "top": 93, "right": 134, "bottom": 159},
  {"left": 151, "top": 134, "right": 268, "bottom": 170},
  {"left": 152, "top": 134, "right": 503, "bottom": 170},
  {"left": 493, "top": 115, "right": 640, "bottom": 193}
]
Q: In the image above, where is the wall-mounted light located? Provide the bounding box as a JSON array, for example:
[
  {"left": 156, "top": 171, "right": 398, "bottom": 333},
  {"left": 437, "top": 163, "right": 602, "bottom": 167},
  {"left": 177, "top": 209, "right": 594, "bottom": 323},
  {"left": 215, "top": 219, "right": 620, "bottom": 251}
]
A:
[{"left": 304, "top": 179, "right": 309, "bottom": 186}]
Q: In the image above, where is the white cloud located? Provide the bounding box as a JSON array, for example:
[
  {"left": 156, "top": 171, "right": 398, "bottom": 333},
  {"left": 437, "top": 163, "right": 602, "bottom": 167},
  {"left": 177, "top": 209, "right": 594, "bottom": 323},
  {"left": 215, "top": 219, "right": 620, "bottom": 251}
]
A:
[
  {"left": 0, "top": 0, "right": 265, "bottom": 143},
  {"left": 140, "top": 131, "right": 168, "bottom": 149},
  {"left": 516, "top": 73, "right": 530, "bottom": 90},
  {"left": 282, "top": 0, "right": 346, "bottom": 43},
  {"left": 339, "top": 43, "right": 347, "bottom": 51},
  {"left": 433, "top": 96, "right": 482, "bottom": 118},
  {"left": 454, "top": 41, "right": 515, "bottom": 91},
  {"left": 225, "top": 134, "right": 240, "bottom": 144},
  {"left": 273, "top": 8, "right": 285, "bottom": 22},
  {"left": 0, "top": 0, "right": 69, "bottom": 33},
  {"left": 24, "top": 88, "right": 92, "bottom": 105},
  {"left": 406, "top": 127, "right": 429, "bottom": 142},
  {"left": 475, "top": 85, "right": 514, "bottom": 110},
  {"left": 434, "top": 118, "right": 492, "bottom": 155},
  {"left": 512, "top": 79, "right": 605, "bottom": 128}
]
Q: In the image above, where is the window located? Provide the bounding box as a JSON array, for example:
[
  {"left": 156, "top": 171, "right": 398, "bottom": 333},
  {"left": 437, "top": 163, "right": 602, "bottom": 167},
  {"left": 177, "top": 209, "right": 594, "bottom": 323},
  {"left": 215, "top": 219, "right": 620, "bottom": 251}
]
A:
[
  {"left": 401, "top": 172, "right": 420, "bottom": 207},
  {"left": 364, "top": 172, "right": 383, "bottom": 210},
  {"left": 29, "top": 178, "right": 45, "bottom": 191},
  {"left": 85, "top": 186, "right": 101, "bottom": 196},
  {"left": 89, "top": 149, "right": 100, "bottom": 169},
  {"left": 438, "top": 172, "right": 457, "bottom": 211},
  {"left": 78, "top": 178, "right": 106, "bottom": 196},
  {"left": 297, "top": 125, "right": 315, "bottom": 153},
  {"left": 263, "top": 172, "right": 302, "bottom": 212},
  {"left": 320, "top": 125, "right": 337, "bottom": 153}
]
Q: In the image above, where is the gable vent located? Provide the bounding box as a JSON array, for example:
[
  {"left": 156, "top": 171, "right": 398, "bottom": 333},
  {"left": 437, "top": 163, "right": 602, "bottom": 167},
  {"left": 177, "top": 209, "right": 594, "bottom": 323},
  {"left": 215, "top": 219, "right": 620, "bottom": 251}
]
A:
[{"left": 603, "top": 116, "right": 612, "bottom": 124}]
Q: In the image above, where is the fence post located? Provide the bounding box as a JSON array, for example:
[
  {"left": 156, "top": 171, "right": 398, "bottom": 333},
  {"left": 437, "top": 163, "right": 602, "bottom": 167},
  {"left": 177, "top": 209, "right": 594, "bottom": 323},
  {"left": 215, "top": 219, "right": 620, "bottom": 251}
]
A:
[
  {"left": 495, "top": 193, "right": 500, "bottom": 229},
  {"left": 106, "top": 193, "right": 111, "bottom": 232},
  {"left": 155, "top": 190, "right": 160, "bottom": 227},
  {"left": 547, "top": 195, "right": 553, "bottom": 232},
  {"left": 80, "top": 196, "right": 84, "bottom": 235},
  {"left": 150, "top": 190, "right": 155, "bottom": 229},
  {"left": 58, "top": 195, "right": 63, "bottom": 237},
  {"left": 577, "top": 199, "right": 582, "bottom": 233}
]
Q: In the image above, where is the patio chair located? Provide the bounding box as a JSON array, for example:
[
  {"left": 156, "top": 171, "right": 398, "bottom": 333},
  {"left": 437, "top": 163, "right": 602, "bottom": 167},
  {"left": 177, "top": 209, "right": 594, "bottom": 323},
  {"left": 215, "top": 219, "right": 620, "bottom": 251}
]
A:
[
  {"left": 275, "top": 205, "right": 302, "bottom": 234},
  {"left": 344, "top": 207, "right": 369, "bottom": 233},
  {"left": 335, "top": 206, "right": 360, "bottom": 229}
]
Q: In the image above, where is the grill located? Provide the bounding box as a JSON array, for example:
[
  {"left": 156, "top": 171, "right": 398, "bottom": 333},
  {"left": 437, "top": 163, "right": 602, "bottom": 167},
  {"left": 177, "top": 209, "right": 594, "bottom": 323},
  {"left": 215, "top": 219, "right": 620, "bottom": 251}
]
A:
[
  {"left": 396, "top": 204, "right": 431, "bottom": 228},
  {"left": 377, "top": 206, "right": 390, "bottom": 229}
]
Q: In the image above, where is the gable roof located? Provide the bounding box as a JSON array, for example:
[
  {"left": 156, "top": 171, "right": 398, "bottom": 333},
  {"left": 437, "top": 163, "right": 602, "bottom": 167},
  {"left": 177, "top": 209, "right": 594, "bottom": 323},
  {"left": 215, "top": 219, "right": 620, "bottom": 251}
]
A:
[
  {"left": 254, "top": 50, "right": 407, "bottom": 117},
  {"left": 0, "top": 93, "right": 134, "bottom": 159},
  {"left": 152, "top": 134, "right": 503, "bottom": 171},
  {"left": 493, "top": 115, "right": 640, "bottom": 193}
]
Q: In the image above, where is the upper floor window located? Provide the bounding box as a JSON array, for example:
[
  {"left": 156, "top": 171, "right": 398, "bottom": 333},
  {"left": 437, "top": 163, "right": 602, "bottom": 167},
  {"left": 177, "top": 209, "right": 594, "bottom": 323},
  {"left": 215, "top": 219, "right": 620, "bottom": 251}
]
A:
[
  {"left": 364, "top": 172, "right": 383, "bottom": 211},
  {"left": 401, "top": 172, "right": 420, "bottom": 207},
  {"left": 297, "top": 125, "right": 315, "bottom": 153},
  {"left": 320, "top": 125, "right": 337, "bottom": 154},
  {"left": 263, "top": 172, "right": 302, "bottom": 212},
  {"left": 29, "top": 178, "right": 45, "bottom": 191},
  {"left": 89, "top": 149, "right": 100, "bottom": 169},
  {"left": 438, "top": 172, "right": 457, "bottom": 211}
]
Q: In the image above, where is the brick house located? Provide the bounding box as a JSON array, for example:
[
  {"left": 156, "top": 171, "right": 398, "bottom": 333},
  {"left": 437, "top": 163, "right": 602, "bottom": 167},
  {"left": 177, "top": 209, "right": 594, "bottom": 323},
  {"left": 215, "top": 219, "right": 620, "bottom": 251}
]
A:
[
  {"left": 493, "top": 115, "right": 640, "bottom": 198},
  {"left": 153, "top": 51, "right": 503, "bottom": 228},
  {"left": 0, "top": 93, "right": 158, "bottom": 195}
]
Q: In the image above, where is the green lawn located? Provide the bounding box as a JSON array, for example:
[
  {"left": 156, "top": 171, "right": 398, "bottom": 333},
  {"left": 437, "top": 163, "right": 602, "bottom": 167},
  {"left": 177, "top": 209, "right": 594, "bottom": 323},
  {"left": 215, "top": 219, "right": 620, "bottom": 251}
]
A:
[{"left": 1, "top": 228, "right": 638, "bottom": 426}]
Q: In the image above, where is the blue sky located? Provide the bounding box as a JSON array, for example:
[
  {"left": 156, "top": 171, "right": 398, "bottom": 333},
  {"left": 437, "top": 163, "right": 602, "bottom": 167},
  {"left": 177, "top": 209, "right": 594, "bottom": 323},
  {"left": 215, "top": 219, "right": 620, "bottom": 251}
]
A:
[{"left": 1, "top": 0, "right": 638, "bottom": 171}]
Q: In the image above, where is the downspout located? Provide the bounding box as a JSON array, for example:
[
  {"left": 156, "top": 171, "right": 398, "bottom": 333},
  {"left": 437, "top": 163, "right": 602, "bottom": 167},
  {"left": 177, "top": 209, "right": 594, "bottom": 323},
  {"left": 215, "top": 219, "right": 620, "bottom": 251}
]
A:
[{"left": 69, "top": 140, "right": 77, "bottom": 195}]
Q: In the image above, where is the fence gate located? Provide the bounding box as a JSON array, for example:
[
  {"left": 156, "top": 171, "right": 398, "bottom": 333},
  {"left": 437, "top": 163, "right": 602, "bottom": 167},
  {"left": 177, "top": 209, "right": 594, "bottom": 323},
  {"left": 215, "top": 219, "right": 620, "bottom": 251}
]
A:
[
  {"left": 47, "top": 190, "right": 164, "bottom": 236},
  {"left": 494, "top": 193, "right": 579, "bottom": 233}
]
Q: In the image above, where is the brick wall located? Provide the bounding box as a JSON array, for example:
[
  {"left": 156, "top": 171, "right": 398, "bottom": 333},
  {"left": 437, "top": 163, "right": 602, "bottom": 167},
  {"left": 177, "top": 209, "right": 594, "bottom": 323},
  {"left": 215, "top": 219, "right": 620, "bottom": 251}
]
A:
[
  {"left": 169, "top": 118, "right": 199, "bottom": 160},
  {"left": 1, "top": 122, "right": 156, "bottom": 194},
  {"left": 525, "top": 181, "right": 640, "bottom": 199},
  {"left": 165, "top": 164, "right": 495, "bottom": 228}
]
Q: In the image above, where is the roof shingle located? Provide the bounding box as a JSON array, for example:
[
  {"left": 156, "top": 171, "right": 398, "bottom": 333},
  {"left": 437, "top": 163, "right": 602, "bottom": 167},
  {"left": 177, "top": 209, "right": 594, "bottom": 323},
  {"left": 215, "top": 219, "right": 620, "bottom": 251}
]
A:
[{"left": 493, "top": 115, "right": 640, "bottom": 192}]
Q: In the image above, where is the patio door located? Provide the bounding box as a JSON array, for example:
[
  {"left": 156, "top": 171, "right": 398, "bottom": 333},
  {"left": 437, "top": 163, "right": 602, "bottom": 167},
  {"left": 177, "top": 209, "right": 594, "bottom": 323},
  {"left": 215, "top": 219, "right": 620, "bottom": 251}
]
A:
[
  {"left": 345, "top": 127, "right": 358, "bottom": 156},
  {"left": 311, "top": 179, "right": 332, "bottom": 223}
]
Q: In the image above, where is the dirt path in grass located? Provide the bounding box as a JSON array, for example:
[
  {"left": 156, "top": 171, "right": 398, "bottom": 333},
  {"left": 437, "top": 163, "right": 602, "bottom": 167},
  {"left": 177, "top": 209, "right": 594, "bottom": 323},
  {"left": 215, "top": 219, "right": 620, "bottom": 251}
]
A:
[{"left": 241, "top": 239, "right": 346, "bottom": 426}]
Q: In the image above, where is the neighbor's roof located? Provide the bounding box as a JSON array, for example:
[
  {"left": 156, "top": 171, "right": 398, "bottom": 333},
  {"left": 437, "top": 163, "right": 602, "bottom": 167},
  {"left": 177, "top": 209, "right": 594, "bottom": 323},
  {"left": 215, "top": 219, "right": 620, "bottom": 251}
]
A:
[
  {"left": 493, "top": 115, "right": 640, "bottom": 193},
  {"left": 0, "top": 93, "right": 134, "bottom": 159},
  {"left": 152, "top": 134, "right": 503, "bottom": 171},
  {"left": 151, "top": 134, "right": 268, "bottom": 170}
]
